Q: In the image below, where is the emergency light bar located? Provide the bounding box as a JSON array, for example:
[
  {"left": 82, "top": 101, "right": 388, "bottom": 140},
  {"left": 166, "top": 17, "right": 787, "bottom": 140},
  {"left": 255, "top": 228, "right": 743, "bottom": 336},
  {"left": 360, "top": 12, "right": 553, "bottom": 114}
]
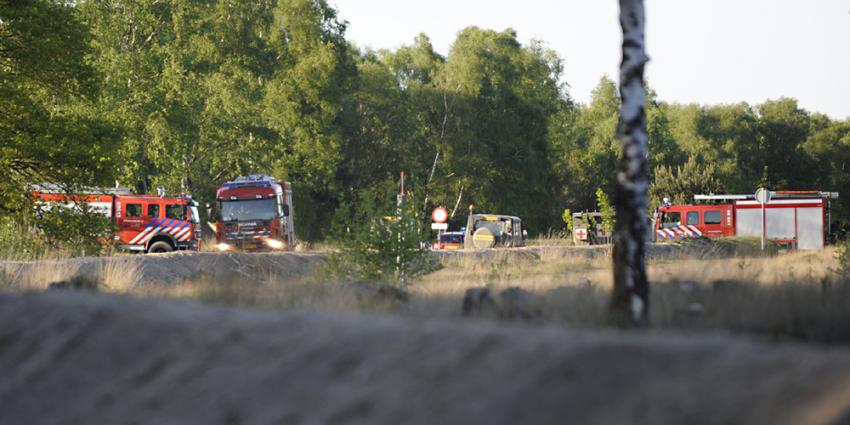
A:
[
  {"left": 694, "top": 191, "right": 838, "bottom": 202},
  {"left": 694, "top": 194, "right": 750, "bottom": 201},
  {"left": 221, "top": 180, "right": 273, "bottom": 188}
]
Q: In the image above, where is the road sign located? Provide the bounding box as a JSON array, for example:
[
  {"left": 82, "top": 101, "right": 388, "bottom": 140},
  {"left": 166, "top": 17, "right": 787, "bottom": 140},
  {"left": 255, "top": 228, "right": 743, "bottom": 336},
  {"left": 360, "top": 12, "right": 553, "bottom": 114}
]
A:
[
  {"left": 755, "top": 188, "right": 771, "bottom": 204},
  {"left": 431, "top": 207, "right": 448, "bottom": 223},
  {"left": 431, "top": 222, "right": 448, "bottom": 230}
]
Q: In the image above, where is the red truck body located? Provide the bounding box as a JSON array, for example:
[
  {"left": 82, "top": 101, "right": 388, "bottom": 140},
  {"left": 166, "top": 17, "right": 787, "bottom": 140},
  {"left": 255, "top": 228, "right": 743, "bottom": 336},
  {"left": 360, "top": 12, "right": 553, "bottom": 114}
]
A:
[
  {"left": 31, "top": 189, "right": 201, "bottom": 253},
  {"left": 654, "top": 191, "right": 838, "bottom": 250},
  {"left": 214, "top": 175, "right": 295, "bottom": 251}
]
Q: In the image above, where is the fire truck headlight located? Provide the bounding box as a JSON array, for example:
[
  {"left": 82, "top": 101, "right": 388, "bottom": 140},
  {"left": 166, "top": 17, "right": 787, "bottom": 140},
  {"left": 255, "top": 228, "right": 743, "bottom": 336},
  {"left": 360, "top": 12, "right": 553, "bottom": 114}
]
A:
[
  {"left": 216, "top": 243, "right": 231, "bottom": 252},
  {"left": 265, "top": 238, "right": 284, "bottom": 249}
]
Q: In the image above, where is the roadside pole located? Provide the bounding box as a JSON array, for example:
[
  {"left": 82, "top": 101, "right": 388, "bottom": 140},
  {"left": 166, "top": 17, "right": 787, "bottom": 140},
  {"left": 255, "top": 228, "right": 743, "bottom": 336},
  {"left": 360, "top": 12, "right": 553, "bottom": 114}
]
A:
[{"left": 755, "top": 188, "right": 771, "bottom": 252}]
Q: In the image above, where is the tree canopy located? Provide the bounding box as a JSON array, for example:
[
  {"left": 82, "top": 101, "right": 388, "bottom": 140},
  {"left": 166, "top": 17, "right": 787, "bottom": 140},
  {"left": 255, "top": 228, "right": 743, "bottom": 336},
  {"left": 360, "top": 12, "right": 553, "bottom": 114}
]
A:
[{"left": 3, "top": 0, "right": 849, "bottom": 240}]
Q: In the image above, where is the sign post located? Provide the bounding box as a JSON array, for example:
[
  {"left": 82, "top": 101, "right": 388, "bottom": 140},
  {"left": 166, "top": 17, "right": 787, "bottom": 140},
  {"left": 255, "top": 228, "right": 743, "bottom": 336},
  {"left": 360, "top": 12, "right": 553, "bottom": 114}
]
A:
[
  {"left": 431, "top": 206, "right": 449, "bottom": 238},
  {"left": 755, "top": 188, "right": 771, "bottom": 251}
]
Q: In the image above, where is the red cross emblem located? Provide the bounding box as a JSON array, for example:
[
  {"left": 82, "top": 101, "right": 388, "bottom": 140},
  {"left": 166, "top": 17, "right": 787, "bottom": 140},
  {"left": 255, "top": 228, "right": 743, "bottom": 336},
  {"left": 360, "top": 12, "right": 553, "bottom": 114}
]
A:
[{"left": 576, "top": 229, "right": 587, "bottom": 240}]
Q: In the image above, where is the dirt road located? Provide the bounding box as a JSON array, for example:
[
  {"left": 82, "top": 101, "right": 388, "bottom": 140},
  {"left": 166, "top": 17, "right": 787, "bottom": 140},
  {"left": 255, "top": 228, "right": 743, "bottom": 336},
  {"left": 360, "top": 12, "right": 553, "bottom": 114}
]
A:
[{"left": 1, "top": 292, "right": 849, "bottom": 425}]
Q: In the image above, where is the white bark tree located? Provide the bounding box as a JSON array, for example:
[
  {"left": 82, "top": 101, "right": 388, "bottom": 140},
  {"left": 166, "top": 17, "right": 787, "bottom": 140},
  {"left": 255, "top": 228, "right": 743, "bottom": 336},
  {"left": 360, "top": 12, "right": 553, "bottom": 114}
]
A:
[{"left": 610, "top": 0, "right": 650, "bottom": 327}]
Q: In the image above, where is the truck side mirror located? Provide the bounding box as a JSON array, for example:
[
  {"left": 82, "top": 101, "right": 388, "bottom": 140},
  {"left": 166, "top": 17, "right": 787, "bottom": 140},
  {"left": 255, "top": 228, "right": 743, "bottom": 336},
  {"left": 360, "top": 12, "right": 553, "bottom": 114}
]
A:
[{"left": 282, "top": 204, "right": 290, "bottom": 217}]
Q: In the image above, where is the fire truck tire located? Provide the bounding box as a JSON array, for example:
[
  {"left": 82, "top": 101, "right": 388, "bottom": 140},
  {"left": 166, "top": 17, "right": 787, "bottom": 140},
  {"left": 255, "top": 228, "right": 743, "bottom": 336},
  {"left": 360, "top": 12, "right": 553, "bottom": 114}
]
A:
[{"left": 148, "top": 241, "right": 173, "bottom": 254}]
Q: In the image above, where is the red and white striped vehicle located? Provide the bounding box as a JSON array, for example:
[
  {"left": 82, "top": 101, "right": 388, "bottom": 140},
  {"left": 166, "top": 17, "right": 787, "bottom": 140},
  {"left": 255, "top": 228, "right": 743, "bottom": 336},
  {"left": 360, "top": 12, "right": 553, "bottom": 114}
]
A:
[
  {"left": 31, "top": 187, "right": 201, "bottom": 253},
  {"left": 653, "top": 190, "right": 838, "bottom": 250}
]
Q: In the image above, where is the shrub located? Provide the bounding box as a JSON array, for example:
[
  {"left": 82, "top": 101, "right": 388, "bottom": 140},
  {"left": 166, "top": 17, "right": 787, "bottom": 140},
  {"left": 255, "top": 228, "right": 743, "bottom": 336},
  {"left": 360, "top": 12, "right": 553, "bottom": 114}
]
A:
[
  {"left": 328, "top": 181, "right": 435, "bottom": 285},
  {"left": 0, "top": 216, "right": 48, "bottom": 258},
  {"left": 561, "top": 209, "right": 572, "bottom": 234},
  {"left": 595, "top": 188, "right": 615, "bottom": 234},
  {"left": 31, "top": 203, "right": 115, "bottom": 256}
]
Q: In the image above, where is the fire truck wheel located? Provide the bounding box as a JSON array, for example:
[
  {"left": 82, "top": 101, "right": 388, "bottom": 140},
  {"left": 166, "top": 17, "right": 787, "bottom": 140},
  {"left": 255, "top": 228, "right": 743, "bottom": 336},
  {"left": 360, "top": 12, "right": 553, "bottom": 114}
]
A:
[{"left": 148, "top": 241, "right": 173, "bottom": 254}]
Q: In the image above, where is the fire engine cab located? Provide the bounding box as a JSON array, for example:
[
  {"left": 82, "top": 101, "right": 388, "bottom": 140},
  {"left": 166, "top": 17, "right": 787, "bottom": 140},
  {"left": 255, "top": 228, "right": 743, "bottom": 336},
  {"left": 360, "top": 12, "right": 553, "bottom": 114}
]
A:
[
  {"left": 654, "top": 191, "right": 839, "bottom": 250},
  {"left": 214, "top": 175, "right": 295, "bottom": 251},
  {"left": 31, "top": 186, "right": 202, "bottom": 253}
]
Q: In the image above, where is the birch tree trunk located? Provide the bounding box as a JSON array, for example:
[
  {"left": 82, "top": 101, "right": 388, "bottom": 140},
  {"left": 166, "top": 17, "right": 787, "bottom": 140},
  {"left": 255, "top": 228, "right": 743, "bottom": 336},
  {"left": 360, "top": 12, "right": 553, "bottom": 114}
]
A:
[{"left": 610, "top": 0, "right": 650, "bottom": 327}]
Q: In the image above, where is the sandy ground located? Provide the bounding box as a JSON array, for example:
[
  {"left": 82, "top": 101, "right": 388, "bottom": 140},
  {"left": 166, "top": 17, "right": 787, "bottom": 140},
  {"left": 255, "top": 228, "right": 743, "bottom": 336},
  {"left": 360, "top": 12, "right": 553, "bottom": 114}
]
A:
[{"left": 1, "top": 292, "right": 849, "bottom": 425}]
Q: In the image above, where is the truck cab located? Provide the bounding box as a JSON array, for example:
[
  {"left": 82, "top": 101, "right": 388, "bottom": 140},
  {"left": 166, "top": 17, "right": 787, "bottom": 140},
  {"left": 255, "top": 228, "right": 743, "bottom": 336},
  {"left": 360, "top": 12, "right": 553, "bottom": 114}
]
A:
[
  {"left": 654, "top": 204, "right": 735, "bottom": 240},
  {"left": 214, "top": 175, "right": 295, "bottom": 251},
  {"left": 115, "top": 194, "right": 201, "bottom": 253}
]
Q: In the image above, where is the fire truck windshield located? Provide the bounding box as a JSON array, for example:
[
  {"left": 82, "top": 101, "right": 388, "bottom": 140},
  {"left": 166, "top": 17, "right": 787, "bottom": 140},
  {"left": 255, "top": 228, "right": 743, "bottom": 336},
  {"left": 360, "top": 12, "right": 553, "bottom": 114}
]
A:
[{"left": 220, "top": 199, "right": 276, "bottom": 222}]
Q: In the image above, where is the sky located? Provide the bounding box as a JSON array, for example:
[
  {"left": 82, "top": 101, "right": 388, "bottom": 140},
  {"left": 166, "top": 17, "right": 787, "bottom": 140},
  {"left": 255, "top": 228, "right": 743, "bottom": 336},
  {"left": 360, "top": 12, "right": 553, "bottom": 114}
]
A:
[{"left": 330, "top": 0, "right": 850, "bottom": 120}]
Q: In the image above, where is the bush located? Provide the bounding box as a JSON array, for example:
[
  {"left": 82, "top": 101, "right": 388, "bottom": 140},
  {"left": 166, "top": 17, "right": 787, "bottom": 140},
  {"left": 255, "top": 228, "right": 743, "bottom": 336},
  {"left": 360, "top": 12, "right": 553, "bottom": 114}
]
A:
[
  {"left": 0, "top": 216, "right": 48, "bottom": 258},
  {"left": 327, "top": 181, "right": 436, "bottom": 285},
  {"left": 31, "top": 203, "right": 115, "bottom": 256}
]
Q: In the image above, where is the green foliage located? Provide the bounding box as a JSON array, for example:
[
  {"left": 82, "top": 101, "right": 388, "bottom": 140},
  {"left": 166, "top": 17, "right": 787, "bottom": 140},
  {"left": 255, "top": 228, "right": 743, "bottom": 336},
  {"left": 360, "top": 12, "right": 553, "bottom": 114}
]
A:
[
  {"left": 3, "top": 1, "right": 850, "bottom": 242},
  {"left": 0, "top": 217, "right": 48, "bottom": 259},
  {"left": 562, "top": 209, "right": 572, "bottom": 234},
  {"left": 552, "top": 77, "right": 618, "bottom": 212},
  {"left": 399, "top": 27, "right": 567, "bottom": 234},
  {"left": 328, "top": 181, "right": 433, "bottom": 285},
  {"left": 650, "top": 156, "right": 723, "bottom": 208},
  {"left": 0, "top": 204, "right": 113, "bottom": 258},
  {"left": 1, "top": 0, "right": 118, "bottom": 212},
  {"left": 595, "top": 188, "right": 615, "bottom": 234},
  {"left": 33, "top": 204, "right": 115, "bottom": 256}
]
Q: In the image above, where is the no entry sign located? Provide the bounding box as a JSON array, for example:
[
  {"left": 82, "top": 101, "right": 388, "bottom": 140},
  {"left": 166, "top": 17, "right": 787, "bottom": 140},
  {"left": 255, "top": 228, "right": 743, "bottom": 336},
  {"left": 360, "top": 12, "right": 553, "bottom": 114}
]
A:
[{"left": 431, "top": 207, "right": 448, "bottom": 223}]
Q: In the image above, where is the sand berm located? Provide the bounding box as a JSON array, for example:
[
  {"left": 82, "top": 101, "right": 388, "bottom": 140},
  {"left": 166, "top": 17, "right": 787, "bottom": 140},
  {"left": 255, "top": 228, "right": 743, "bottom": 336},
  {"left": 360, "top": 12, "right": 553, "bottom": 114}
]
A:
[{"left": 2, "top": 291, "right": 850, "bottom": 425}]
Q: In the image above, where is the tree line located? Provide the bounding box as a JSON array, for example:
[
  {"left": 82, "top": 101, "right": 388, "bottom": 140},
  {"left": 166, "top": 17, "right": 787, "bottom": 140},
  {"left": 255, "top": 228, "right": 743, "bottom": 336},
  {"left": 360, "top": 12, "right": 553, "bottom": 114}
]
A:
[{"left": 2, "top": 0, "right": 849, "bottom": 242}]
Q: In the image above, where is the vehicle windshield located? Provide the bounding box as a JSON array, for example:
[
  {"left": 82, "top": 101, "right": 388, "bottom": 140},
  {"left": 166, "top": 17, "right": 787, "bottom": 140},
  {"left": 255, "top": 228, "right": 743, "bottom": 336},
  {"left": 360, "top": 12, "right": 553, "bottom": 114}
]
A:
[
  {"left": 439, "top": 233, "right": 464, "bottom": 244},
  {"left": 661, "top": 211, "right": 682, "bottom": 228},
  {"left": 220, "top": 199, "right": 276, "bottom": 222}
]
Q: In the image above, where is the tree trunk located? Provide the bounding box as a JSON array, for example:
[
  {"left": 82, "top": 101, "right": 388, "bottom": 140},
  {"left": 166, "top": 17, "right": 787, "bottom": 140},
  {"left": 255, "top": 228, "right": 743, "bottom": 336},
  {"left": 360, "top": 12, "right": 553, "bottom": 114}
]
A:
[{"left": 610, "top": 0, "right": 650, "bottom": 327}]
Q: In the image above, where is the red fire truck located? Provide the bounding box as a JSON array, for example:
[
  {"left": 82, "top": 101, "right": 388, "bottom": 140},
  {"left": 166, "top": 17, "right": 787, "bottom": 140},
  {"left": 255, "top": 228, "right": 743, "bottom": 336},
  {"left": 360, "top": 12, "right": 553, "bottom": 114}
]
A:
[
  {"left": 31, "top": 186, "right": 202, "bottom": 253},
  {"left": 213, "top": 175, "right": 295, "bottom": 251},
  {"left": 653, "top": 191, "right": 839, "bottom": 250}
]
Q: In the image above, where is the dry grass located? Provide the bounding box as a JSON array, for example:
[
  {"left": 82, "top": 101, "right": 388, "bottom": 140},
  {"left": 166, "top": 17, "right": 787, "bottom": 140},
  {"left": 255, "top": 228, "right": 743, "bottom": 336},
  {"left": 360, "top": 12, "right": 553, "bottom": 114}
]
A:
[
  {"left": 142, "top": 275, "right": 363, "bottom": 313},
  {"left": 0, "top": 252, "right": 143, "bottom": 293},
  {"left": 0, "top": 253, "right": 82, "bottom": 291},
  {"left": 404, "top": 247, "right": 849, "bottom": 342},
  {"left": 96, "top": 256, "right": 143, "bottom": 293},
  {"left": 2, "top": 243, "right": 848, "bottom": 343},
  {"left": 525, "top": 232, "right": 574, "bottom": 247}
]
